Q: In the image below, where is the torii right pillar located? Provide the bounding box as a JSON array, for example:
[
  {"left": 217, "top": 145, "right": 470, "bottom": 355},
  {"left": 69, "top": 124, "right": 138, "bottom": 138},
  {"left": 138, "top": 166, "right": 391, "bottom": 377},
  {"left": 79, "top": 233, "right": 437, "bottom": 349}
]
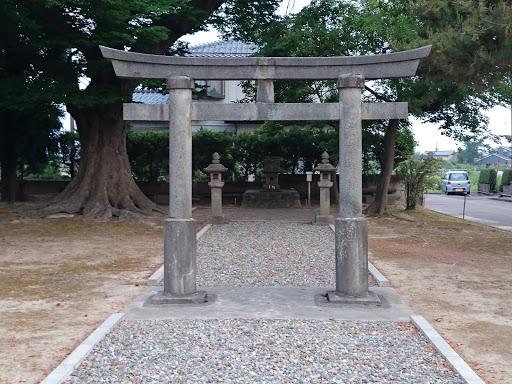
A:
[{"left": 328, "top": 74, "right": 380, "bottom": 304}]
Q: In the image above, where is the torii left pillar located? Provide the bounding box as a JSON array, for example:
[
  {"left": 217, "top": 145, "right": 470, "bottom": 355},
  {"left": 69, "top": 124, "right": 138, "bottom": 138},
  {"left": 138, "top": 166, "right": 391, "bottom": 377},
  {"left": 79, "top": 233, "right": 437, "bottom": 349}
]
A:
[{"left": 150, "top": 76, "right": 207, "bottom": 304}]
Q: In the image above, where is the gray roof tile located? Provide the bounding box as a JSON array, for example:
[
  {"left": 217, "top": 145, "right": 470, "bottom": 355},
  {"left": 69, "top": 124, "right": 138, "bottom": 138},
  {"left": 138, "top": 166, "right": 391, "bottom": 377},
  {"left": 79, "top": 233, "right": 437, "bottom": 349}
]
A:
[
  {"left": 133, "top": 40, "right": 258, "bottom": 103},
  {"left": 132, "top": 89, "right": 168, "bottom": 104},
  {"left": 186, "top": 40, "right": 257, "bottom": 58}
]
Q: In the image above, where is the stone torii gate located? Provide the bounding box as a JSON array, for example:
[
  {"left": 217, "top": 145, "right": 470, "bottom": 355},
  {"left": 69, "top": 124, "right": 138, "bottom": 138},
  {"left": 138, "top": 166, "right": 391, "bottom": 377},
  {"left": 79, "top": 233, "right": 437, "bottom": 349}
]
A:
[{"left": 101, "top": 45, "right": 431, "bottom": 305}]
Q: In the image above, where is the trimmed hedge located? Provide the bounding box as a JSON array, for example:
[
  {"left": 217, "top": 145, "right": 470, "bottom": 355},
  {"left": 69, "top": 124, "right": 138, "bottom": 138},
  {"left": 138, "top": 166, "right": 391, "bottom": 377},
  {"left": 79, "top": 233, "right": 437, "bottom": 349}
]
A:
[
  {"left": 478, "top": 169, "right": 497, "bottom": 191},
  {"left": 502, "top": 170, "right": 512, "bottom": 186}
]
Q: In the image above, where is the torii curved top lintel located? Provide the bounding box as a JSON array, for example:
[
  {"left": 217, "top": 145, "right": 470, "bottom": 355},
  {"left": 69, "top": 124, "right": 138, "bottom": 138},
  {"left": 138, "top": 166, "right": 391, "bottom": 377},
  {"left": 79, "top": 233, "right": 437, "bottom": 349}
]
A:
[{"left": 100, "top": 45, "right": 431, "bottom": 81}]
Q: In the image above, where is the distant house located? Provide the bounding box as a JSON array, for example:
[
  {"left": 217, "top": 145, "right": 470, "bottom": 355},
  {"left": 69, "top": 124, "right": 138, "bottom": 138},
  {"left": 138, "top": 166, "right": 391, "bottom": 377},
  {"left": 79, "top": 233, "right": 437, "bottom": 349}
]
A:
[
  {"left": 423, "top": 150, "right": 456, "bottom": 161},
  {"left": 495, "top": 145, "right": 512, "bottom": 159},
  {"left": 476, "top": 153, "right": 510, "bottom": 168},
  {"left": 130, "top": 40, "right": 260, "bottom": 135}
]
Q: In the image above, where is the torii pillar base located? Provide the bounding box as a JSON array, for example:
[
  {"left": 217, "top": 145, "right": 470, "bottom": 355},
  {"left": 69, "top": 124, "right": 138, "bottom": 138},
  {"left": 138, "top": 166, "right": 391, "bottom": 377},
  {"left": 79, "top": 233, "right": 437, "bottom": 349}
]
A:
[
  {"left": 207, "top": 214, "right": 228, "bottom": 224},
  {"left": 148, "top": 290, "right": 208, "bottom": 305}
]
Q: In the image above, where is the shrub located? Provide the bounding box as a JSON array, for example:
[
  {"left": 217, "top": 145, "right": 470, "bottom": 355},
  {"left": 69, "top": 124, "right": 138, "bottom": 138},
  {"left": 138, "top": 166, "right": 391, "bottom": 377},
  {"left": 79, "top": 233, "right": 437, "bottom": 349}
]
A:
[
  {"left": 478, "top": 169, "right": 497, "bottom": 191},
  {"left": 395, "top": 157, "right": 439, "bottom": 210},
  {"left": 502, "top": 170, "right": 512, "bottom": 186}
]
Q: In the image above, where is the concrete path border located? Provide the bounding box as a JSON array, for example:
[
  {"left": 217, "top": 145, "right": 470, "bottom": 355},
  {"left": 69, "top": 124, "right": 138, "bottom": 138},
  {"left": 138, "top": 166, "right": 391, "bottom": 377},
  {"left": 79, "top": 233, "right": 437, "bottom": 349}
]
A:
[
  {"left": 411, "top": 315, "right": 484, "bottom": 384},
  {"left": 41, "top": 313, "right": 124, "bottom": 384}
]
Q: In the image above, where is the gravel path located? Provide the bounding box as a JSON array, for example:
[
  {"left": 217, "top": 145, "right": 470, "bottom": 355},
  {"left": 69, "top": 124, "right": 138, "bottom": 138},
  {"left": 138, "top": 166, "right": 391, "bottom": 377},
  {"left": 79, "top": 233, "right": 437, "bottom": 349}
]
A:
[
  {"left": 66, "top": 319, "right": 463, "bottom": 383},
  {"left": 197, "top": 222, "right": 336, "bottom": 287},
  {"left": 64, "top": 222, "right": 464, "bottom": 383}
]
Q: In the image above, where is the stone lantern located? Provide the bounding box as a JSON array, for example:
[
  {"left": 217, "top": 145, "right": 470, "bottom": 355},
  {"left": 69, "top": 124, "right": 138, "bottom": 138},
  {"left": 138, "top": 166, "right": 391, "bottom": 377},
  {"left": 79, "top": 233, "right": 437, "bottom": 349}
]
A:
[
  {"left": 203, "top": 152, "right": 228, "bottom": 223},
  {"left": 313, "top": 151, "right": 336, "bottom": 225}
]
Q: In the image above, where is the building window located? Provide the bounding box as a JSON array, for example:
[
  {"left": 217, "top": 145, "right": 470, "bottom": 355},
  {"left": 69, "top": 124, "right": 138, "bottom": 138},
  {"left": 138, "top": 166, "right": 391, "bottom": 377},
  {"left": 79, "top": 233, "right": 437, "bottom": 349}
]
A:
[{"left": 196, "top": 80, "right": 224, "bottom": 99}]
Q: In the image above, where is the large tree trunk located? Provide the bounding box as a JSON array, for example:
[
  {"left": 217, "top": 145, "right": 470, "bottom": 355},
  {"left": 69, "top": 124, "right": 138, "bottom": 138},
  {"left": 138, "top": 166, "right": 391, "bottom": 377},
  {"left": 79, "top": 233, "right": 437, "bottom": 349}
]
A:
[
  {"left": 0, "top": 134, "right": 23, "bottom": 203},
  {"left": 39, "top": 0, "right": 226, "bottom": 219},
  {"left": 365, "top": 119, "right": 399, "bottom": 215},
  {"left": 42, "top": 103, "right": 165, "bottom": 220},
  {"left": 0, "top": 151, "right": 20, "bottom": 203}
]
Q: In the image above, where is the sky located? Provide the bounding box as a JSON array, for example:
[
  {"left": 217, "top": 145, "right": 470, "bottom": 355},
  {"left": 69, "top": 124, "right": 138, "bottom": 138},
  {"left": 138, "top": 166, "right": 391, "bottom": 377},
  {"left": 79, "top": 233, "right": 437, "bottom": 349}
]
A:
[{"left": 179, "top": 0, "right": 512, "bottom": 154}]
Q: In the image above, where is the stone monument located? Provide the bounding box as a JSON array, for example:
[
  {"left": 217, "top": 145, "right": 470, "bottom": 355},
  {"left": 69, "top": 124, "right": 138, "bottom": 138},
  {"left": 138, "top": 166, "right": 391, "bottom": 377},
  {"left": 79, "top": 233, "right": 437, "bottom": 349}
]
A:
[
  {"left": 241, "top": 156, "right": 301, "bottom": 208},
  {"left": 101, "top": 44, "right": 430, "bottom": 305},
  {"left": 313, "top": 152, "right": 336, "bottom": 225},
  {"left": 203, "top": 152, "right": 228, "bottom": 224}
]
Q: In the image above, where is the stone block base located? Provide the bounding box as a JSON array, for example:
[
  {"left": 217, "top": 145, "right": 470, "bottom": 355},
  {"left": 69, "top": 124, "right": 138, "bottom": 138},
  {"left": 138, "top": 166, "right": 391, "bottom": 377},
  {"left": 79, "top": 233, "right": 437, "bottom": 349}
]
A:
[
  {"left": 241, "top": 189, "right": 301, "bottom": 208},
  {"left": 164, "top": 218, "right": 197, "bottom": 295},
  {"left": 146, "top": 290, "right": 209, "bottom": 305},
  {"left": 326, "top": 290, "right": 381, "bottom": 305},
  {"left": 335, "top": 217, "right": 369, "bottom": 295},
  {"left": 313, "top": 215, "right": 335, "bottom": 225},
  {"left": 207, "top": 214, "right": 228, "bottom": 224}
]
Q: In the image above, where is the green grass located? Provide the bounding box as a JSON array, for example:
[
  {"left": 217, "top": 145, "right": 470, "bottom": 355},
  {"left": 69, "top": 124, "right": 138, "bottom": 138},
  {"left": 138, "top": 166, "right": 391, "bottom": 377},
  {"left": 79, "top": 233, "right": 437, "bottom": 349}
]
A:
[{"left": 469, "top": 171, "right": 479, "bottom": 193}]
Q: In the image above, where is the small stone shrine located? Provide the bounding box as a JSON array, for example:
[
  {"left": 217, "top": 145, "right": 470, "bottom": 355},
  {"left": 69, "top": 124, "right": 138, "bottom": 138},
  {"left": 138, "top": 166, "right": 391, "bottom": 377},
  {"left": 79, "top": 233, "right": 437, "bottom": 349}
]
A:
[
  {"left": 262, "top": 156, "right": 282, "bottom": 190},
  {"left": 242, "top": 156, "right": 301, "bottom": 208}
]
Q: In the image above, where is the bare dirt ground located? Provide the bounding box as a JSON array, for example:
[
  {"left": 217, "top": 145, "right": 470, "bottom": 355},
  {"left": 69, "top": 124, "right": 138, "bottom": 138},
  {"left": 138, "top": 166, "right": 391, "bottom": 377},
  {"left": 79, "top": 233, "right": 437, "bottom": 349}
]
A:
[
  {"left": 0, "top": 202, "right": 510, "bottom": 383},
  {"left": 368, "top": 209, "right": 512, "bottom": 384},
  {"left": 0, "top": 202, "right": 165, "bottom": 384}
]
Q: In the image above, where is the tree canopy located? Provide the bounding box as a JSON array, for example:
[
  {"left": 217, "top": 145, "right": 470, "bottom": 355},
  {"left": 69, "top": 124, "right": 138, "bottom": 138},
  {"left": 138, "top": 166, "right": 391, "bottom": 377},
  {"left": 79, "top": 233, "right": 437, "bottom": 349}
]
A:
[
  {"left": 244, "top": 0, "right": 511, "bottom": 213},
  {"left": 0, "top": 0, "right": 281, "bottom": 217}
]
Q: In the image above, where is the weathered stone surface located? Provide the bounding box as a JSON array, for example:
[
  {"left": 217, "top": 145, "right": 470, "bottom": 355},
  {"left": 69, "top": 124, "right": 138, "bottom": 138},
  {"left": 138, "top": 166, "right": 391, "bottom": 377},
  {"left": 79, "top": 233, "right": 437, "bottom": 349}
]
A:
[
  {"left": 334, "top": 217, "right": 369, "bottom": 297},
  {"left": 256, "top": 80, "right": 275, "bottom": 102},
  {"left": 167, "top": 77, "right": 193, "bottom": 219},
  {"left": 204, "top": 153, "right": 228, "bottom": 220},
  {"left": 241, "top": 189, "right": 301, "bottom": 208},
  {"left": 326, "top": 290, "right": 381, "bottom": 305},
  {"left": 338, "top": 74, "right": 364, "bottom": 218},
  {"left": 313, "top": 215, "right": 335, "bottom": 225},
  {"left": 147, "top": 290, "right": 208, "bottom": 305},
  {"left": 163, "top": 218, "right": 198, "bottom": 296},
  {"left": 101, "top": 44, "right": 429, "bottom": 305},
  {"left": 100, "top": 45, "right": 431, "bottom": 80},
  {"left": 123, "top": 102, "right": 409, "bottom": 122},
  {"left": 314, "top": 152, "right": 336, "bottom": 221}
]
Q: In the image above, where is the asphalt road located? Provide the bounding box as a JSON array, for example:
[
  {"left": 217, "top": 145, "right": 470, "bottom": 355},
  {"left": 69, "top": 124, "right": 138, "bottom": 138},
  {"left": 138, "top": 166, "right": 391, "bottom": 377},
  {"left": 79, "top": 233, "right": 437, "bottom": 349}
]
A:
[{"left": 424, "top": 193, "right": 512, "bottom": 231}]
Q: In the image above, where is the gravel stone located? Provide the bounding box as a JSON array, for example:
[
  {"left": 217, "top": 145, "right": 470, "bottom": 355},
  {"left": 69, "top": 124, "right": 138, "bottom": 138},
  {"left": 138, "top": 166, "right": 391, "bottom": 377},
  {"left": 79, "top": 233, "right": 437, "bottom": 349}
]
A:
[
  {"left": 66, "top": 319, "right": 464, "bottom": 383},
  {"left": 197, "top": 222, "right": 336, "bottom": 287},
  {"left": 63, "top": 222, "right": 464, "bottom": 383}
]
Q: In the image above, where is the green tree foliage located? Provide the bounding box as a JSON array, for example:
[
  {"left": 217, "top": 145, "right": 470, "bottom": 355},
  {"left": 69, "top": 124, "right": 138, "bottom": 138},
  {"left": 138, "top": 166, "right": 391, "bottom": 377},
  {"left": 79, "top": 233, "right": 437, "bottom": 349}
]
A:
[
  {"left": 127, "top": 130, "right": 169, "bottom": 182},
  {"left": 246, "top": 0, "right": 510, "bottom": 213},
  {"left": 0, "top": 0, "right": 281, "bottom": 218},
  {"left": 0, "top": 0, "right": 68, "bottom": 201},
  {"left": 411, "top": 0, "right": 512, "bottom": 89},
  {"left": 0, "top": 108, "right": 63, "bottom": 201},
  {"left": 124, "top": 127, "right": 335, "bottom": 183},
  {"left": 402, "top": 0, "right": 512, "bottom": 141},
  {"left": 192, "top": 129, "right": 234, "bottom": 178},
  {"left": 248, "top": 0, "right": 420, "bottom": 212},
  {"left": 456, "top": 139, "right": 490, "bottom": 164},
  {"left": 395, "top": 157, "right": 439, "bottom": 209}
]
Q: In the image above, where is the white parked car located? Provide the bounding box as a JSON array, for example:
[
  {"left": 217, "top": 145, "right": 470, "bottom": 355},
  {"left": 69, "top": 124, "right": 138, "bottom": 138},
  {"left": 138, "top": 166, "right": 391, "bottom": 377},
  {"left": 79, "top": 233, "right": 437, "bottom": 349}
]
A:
[{"left": 442, "top": 170, "right": 471, "bottom": 195}]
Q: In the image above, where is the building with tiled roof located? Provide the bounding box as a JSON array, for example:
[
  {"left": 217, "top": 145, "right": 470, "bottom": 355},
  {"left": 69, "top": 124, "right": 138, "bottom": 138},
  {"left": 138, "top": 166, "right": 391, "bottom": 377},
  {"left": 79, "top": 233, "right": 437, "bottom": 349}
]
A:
[
  {"left": 185, "top": 40, "right": 258, "bottom": 58},
  {"left": 423, "top": 150, "right": 456, "bottom": 160},
  {"left": 131, "top": 40, "right": 259, "bottom": 135},
  {"left": 476, "top": 153, "right": 510, "bottom": 168}
]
